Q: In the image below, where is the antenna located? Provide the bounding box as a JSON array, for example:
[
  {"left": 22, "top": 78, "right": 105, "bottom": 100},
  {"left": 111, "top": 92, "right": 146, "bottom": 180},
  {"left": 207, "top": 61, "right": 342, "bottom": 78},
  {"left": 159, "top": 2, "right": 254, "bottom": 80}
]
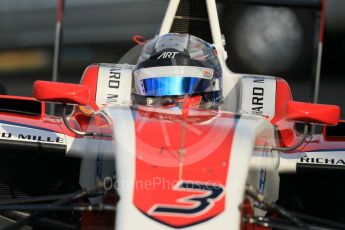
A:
[
  {"left": 311, "top": 0, "right": 325, "bottom": 134},
  {"left": 313, "top": 0, "right": 326, "bottom": 104},
  {"left": 51, "top": 0, "right": 65, "bottom": 115}
]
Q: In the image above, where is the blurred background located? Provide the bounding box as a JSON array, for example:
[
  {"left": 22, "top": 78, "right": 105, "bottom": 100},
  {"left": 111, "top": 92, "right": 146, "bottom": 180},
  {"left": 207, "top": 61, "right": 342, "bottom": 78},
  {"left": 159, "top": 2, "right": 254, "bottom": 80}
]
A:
[{"left": 0, "top": 0, "right": 344, "bottom": 117}]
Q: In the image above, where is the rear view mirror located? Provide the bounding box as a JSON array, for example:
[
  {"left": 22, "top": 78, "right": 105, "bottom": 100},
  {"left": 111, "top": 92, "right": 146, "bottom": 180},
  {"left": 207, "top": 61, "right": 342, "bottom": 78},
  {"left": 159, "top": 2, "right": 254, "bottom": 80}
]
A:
[
  {"left": 285, "top": 101, "right": 340, "bottom": 126},
  {"left": 34, "top": 81, "right": 90, "bottom": 105}
]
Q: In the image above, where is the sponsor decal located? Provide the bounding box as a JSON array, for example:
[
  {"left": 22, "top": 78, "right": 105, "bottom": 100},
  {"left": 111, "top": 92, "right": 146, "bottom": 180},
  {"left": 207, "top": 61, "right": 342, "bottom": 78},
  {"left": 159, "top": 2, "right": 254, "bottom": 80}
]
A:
[
  {"left": 251, "top": 79, "right": 264, "bottom": 115},
  {"left": 259, "top": 167, "right": 266, "bottom": 193},
  {"left": 149, "top": 181, "right": 224, "bottom": 217},
  {"left": 157, "top": 52, "right": 179, "bottom": 59},
  {"left": 253, "top": 146, "right": 269, "bottom": 209},
  {"left": 0, "top": 132, "right": 64, "bottom": 144},
  {"left": 96, "top": 64, "right": 133, "bottom": 106},
  {"left": 253, "top": 167, "right": 267, "bottom": 210},
  {"left": 240, "top": 76, "right": 276, "bottom": 117},
  {"left": 95, "top": 152, "right": 103, "bottom": 182},
  {"left": 202, "top": 69, "right": 213, "bottom": 78},
  {"left": 106, "top": 66, "right": 121, "bottom": 103},
  {"left": 299, "top": 156, "right": 345, "bottom": 165}
]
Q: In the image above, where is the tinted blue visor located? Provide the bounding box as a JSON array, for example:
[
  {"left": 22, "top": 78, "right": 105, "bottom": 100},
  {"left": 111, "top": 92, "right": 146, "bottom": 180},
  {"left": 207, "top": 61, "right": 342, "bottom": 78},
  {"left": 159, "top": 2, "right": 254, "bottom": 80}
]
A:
[{"left": 139, "top": 77, "right": 213, "bottom": 96}]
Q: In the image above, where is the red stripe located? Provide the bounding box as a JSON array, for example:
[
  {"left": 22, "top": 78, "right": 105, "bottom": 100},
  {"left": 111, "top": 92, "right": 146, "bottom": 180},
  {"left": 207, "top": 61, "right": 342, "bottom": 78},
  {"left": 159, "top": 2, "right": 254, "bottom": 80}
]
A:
[
  {"left": 319, "top": 0, "right": 326, "bottom": 43},
  {"left": 56, "top": 0, "right": 64, "bottom": 22}
]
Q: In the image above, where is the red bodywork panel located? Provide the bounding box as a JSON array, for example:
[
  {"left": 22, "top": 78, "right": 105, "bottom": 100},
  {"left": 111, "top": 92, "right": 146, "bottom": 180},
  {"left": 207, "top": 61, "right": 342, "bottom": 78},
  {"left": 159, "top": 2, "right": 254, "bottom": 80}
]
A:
[
  {"left": 79, "top": 64, "right": 100, "bottom": 110},
  {"left": 272, "top": 79, "right": 296, "bottom": 148}
]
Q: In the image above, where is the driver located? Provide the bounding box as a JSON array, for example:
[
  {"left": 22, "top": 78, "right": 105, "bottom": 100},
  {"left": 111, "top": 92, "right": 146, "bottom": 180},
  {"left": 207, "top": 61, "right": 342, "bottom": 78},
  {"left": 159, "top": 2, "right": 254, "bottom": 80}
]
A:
[{"left": 132, "top": 33, "right": 222, "bottom": 110}]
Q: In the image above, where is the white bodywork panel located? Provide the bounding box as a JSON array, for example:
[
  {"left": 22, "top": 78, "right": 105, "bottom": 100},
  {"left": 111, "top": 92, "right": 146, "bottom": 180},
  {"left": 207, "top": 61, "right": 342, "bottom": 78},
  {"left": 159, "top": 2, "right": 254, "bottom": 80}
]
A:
[
  {"left": 77, "top": 113, "right": 115, "bottom": 204},
  {"left": 77, "top": 63, "right": 135, "bottom": 188},
  {"left": 278, "top": 153, "right": 300, "bottom": 173},
  {"left": 239, "top": 76, "right": 276, "bottom": 118},
  {"left": 0, "top": 121, "right": 66, "bottom": 146},
  {"left": 228, "top": 114, "right": 279, "bottom": 224},
  {"left": 221, "top": 70, "right": 241, "bottom": 112},
  {"left": 96, "top": 63, "right": 134, "bottom": 108}
]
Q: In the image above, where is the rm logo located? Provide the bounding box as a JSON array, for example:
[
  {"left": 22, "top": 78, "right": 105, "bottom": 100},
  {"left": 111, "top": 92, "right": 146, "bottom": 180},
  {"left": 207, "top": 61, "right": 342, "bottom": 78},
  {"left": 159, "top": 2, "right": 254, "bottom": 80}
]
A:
[{"left": 157, "top": 52, "right": 179, "bottom": 59}]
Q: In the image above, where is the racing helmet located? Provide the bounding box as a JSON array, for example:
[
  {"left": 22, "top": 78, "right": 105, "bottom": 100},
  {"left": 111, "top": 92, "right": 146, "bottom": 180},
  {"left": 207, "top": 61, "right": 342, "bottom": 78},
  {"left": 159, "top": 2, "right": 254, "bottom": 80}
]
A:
[{"left": 132, "top": 33, "right": 222, "bottom": 109}]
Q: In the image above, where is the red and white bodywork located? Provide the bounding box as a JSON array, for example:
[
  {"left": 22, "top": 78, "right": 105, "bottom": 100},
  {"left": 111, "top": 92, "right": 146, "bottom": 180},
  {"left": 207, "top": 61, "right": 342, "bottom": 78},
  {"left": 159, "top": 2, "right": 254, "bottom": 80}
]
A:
[
  {"left": 0, "top": 0, "right": 343, "bottom": 229},
  {"left": 105, "top": 107, "right": 278, "bottom": 229}
]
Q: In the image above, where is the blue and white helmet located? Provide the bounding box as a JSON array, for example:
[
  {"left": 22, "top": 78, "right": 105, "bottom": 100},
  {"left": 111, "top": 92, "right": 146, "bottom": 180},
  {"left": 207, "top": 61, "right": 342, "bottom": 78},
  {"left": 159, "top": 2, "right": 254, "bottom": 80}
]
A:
[{"left": 133, "top": 33, "right": 222, "bottom": 109}]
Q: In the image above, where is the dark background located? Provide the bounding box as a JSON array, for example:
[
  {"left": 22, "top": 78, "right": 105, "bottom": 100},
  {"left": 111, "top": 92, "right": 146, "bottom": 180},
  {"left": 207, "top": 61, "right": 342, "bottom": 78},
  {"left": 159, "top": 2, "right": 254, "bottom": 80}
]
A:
[{"left": 0, "top": 0, "right": 344, "bottom": 117}]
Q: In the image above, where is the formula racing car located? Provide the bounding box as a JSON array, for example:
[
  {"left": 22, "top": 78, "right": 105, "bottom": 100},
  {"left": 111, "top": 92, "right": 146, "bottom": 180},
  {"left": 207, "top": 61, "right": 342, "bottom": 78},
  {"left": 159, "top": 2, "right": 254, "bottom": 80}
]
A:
[{"left": 0, "top": 0, "right": 344, "bottom": 229}]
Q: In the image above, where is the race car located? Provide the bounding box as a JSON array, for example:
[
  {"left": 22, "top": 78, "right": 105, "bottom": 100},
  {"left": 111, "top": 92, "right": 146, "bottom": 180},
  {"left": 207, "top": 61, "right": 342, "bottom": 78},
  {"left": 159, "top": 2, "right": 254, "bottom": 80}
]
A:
[{"left": 0, "top": 0, "right": 344, "bottom": 229}]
